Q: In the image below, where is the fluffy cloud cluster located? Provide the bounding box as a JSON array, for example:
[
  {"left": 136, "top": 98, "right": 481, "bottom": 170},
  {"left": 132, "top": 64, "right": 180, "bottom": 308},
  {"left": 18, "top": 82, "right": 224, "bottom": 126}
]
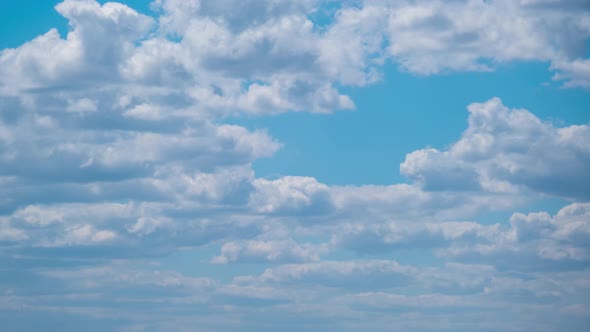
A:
[
  {"left": 2, "top": 0, "right": 589, "bottom": 119},
  {"left": 382, "top": 0, "right": 590, "bottom": 75},
  {"left": 2, "top": 92, "right": 588, "bottom": 260},
  {"left": 401, "top": 97, "right": 590, "bottom": 200},
  {"left": 0, "top": 0, "right": 371, "bottom": 116},
  {"left": 552, "top": 58, "right": 590, "bottom": 88},
  {"left": 333, "top": 202, "right": 590, "bottom": 271}
]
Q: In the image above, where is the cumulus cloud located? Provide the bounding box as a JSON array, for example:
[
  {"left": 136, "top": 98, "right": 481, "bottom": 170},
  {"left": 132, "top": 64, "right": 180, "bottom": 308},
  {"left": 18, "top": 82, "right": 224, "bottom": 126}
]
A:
[
  {"left": 3, "top": 203, "right": 271, "bottom": 259},
  {"left": 441, "top": 202, "right": 590, "bottom": 270},
  {"left": 333, "top": 202, "right": 590, "bottom": 271},
  {"left": 249, "top": 176, "right": 334, "bottom": 215},
  {"left": 1, "top": 90, "right": 584, "bottom": 269},
  {"left": 401, "top": 97, "right": 590, "bottom": 200},
  {"left": 236, "top": 260, "right": 416, "bottom": 290},
  {"left": 332, "top": 220, "right": 498, "bottom": 253},
  {"left": 0, "top": 0, "right": 153, "bottom": 92},
  {"left": 551, "top": 58, "right": 590, "bottom": 89},
  {"left": 0, "top": 116, "right": 278, "bottom": 183},
  {"left": 382, "top": 0, "right": 590, "bottom": 78},
  {"left": 211, "top": 238, "right": 327, "bottom": 264},
  {"left": 0, "top": 0, "right": 368, "bottom": 116}
]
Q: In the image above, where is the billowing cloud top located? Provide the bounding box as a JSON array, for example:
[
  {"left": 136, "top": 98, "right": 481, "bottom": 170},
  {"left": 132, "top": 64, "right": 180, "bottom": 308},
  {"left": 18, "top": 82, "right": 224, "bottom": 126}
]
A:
[{"left": 0, "top": 0, "right": 589, "bottom": 331}]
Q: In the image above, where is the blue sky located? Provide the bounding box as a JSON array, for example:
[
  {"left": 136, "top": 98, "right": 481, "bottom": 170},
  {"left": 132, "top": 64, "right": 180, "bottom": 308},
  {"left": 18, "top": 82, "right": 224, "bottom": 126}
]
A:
[{"left": 0, "top": 1, "right": 589, "bottom": 331}]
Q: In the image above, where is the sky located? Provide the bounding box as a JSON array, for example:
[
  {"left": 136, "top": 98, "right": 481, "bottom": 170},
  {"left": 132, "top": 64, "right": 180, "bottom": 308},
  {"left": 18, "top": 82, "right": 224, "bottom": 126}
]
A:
[{"left": 0, "top": 0, "right": 589, "bottom": 331}]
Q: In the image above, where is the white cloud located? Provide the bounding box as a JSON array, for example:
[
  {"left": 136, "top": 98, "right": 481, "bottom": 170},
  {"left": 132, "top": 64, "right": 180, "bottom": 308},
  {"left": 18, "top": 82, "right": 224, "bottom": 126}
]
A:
[
  {"left": 238, "top": 260, "right": 416, "bottom": 290},
  {"left": 1, "top": 90, "right": 582, "bottom": 266},
  {"left": 249, "top": 176, "right": 334, "bottom": 214},
  {"left": 0, "top": 92, "right": 280, "bottom": 183},
  {"left": 60, "top": 224, "right": 118, "bottom": 246},
  {"left": 0, "top": 0, "right": 153, "bottom": 93},
  {"left": 0, "top": 0, "right": 367, "bottom": 116},
  {"left": 382, "top": 0, "right": 590, "bottom": 78},
  {"left": 0, "top": 220, "right": 28, "bottom": 241},
  {"left": 438, "top": 203, "right": 590, "bottom": 270},
  {"left": 332, "top": 220, "right": 499, "bottom": 253},
  {"left": 401, "top": 97, "right": 590, "bottom": 200},
  {"left": 331, "top": 201, "right": 590, "bottom": 271},
  {"left": 41, "top": 262, "right": 217, "bottom": 291},
  {"left": 152, "top": 0, "right": 319, "bottom": 35},
  {"left": 385, "top": 1, "right": 547, "bottom": 73},
  {"left": 212, "top": 239, "right": 327, "bottom": 264},
  {"left": 551, "top": 58, "right": 590, "bottom": 88}
]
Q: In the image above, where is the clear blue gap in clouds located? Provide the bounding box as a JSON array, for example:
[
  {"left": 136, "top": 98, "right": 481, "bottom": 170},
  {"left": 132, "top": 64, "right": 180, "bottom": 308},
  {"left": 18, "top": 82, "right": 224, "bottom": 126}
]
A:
[
  {"left": 236, "top": 62, "right": 590, "bottom": 186},
  {"left": 0, "top": 1, "right": 67, "bottom": 49}
]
